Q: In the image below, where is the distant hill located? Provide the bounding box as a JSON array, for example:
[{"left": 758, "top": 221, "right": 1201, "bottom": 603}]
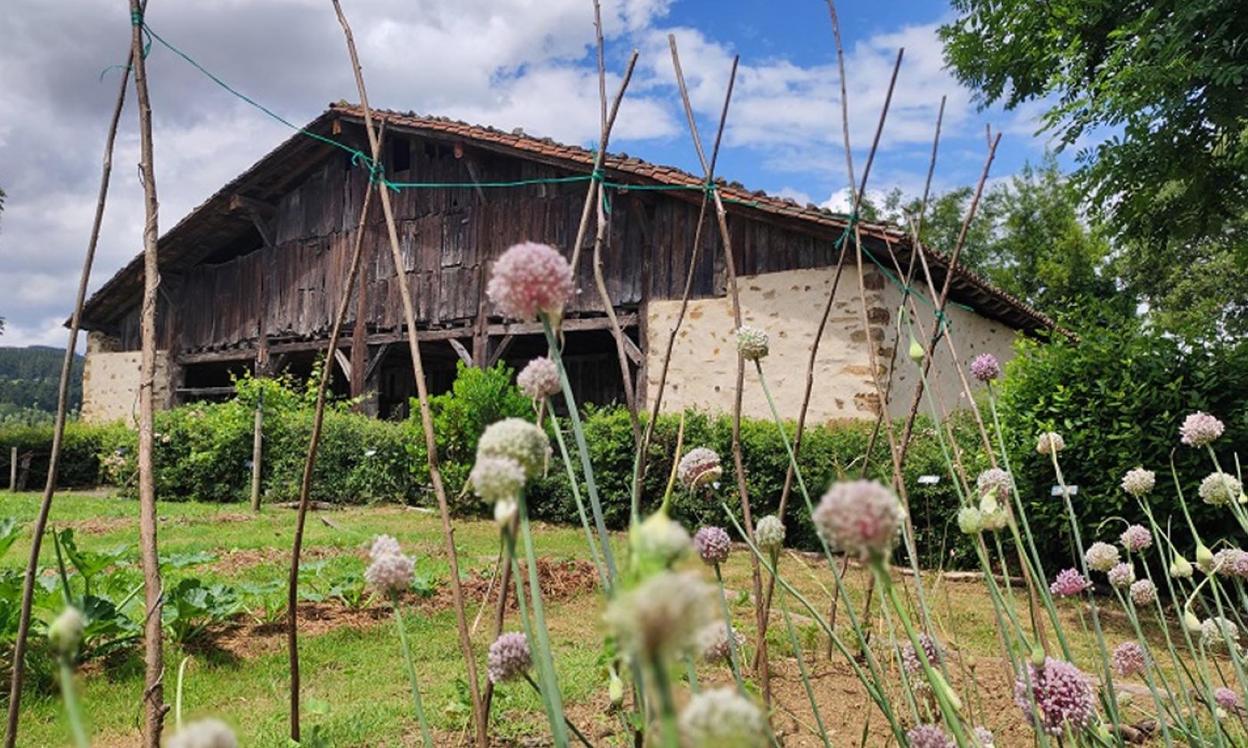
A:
[{"left": 0, "top": 346, "right": 83, "bottom": 421}]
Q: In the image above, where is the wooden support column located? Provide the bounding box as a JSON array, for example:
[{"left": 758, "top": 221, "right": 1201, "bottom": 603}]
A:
[
  {"left": 350, "top": 224, "right": 372, "bottom": 404},
  {"left": 471, "top": 262, "right": 488, "bottom": 366}
]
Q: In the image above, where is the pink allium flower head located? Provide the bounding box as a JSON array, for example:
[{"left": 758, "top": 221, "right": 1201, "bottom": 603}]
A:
[
  {"left": 369, "top": 534, "right": 402, "bottom": 562},
  {"left": 486, "top": 241, "right": 575, "bottom": 320},
  {"left": 1129, "top": 579, "right": 1157, "bottom": 606},
  {"left": 976, "top": 468, "right": 1012, "bottom": 502},
  {"left": 901, "top": 633, "right": 943, "bottom": 675},
  {"left": 1215, "top": 687, "right": 1241, "bottom": 711},
  {"left": 1035, "top": 431, "right": 1065, "bottom": 455},
  {"left": 1120, "top": 467, "right": 1155, "bottom": 497},
  {"left": 1200, "top": 471, "right": 1243, "bottom": 506},
  {"left": 697, "top": 621, "right": 744, "bottom": 664},
  {"left": 906, "top": 724, "right": 954, "bottom": 748},
  {"left": 814, "top": 479, "right": 905, "bottom": 560},
  {"left": 487, "top": 631, "right": 531, "bottom": 683},
  {"left": 1214, "top": 548, "right": 1248, "bottom": 578},
  {"left": 677, "top": 447, "right": 723, "bottom": 490},
  {"left": 1107, "top": 562, "right": 1136, "bottom": 588},
  {"left": 365, "top": 550, "right": 414, "bottom": 594},
  {"left": 1085, "top": 541, "right": 1121, "bottom": 572},
  {"left": 167, "top": 718, "right": 238, "bottom": 748},
  {"left": 1180, "top": 411, "right": 1224, "bottom": 447},
  {"left": 1112, "top": 641, "right": 1147, "bottom": 677},
  {"left": 693, "top": 526, "right": 732, "bottom": 566},
  {"left": 969, "top": 353, "right": 1002, "bottom": 383},
  {"left": 973, "top": 726, "right": 995, "bottom": 747},
  {"left": 1050, "top": 568, "right": 1091, "bottom": 597},
  {"left": 1014, "top": 657, "right": 1098, "bottom": 736},
  {"left": 1120, "top": 524, "right": 1152, "bottom": 552},
  {"left": 516, "top": 357, "right": 561, "bottom": 400}
]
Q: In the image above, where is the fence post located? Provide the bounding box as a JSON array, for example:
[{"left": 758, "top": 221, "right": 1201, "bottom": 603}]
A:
[
  {"left": 8, "top": 447, "right": 15, "bottom": 492},
  {"left": 250, "top": 389, "right": 264, "bottom": 512}
]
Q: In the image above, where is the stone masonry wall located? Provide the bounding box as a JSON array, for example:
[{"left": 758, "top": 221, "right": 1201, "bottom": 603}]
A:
[{"left": 80, "top": 332, "right": 172, "bottom": 424}]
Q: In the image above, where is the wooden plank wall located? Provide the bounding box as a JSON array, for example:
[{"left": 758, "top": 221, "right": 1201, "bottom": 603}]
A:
[{"left": 116, "top": 131, "right": 842, "bottom": 353}]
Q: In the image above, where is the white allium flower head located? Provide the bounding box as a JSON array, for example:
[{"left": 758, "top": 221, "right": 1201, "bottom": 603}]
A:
[
  {"left": 369, "top": 534, "right": 402, "bottom": 562},
  {"left": 1120, "top": 467, "right": 1156, "bottom": 497},
  {"left": 364, "top": 550, "right": 414, "bottom": 595},
  {"left": 605, "top": 571, "right": 713, "bottom": 661},
  {"left": 1179, "top": 411, "right": 1224, "bottom": 448},
  {"left": 976, "top": 468, "right": 1012, "bottom": 502},
  {"left": 814, "top": 479, "right": 905, "bottom": 560},
  {"left": 1035, "top": 431, "right": 1065, "bottom": 455},
  {"left": 1199, "top": 472, "right": 1243, "bottom": 507},
  {"left": 678, "top": 687, "right": 767, "bottom": 748},
  {"left": 677, "top": 447, "right": 723, "bottom": 490},
  {"left": 697, "top": 621, "right": 744, "bottom": 665},
  {"left": 469, "top": 455, "right": 526, "bottom": 504},
  {"left": 980, "top": 506, "right": 1009, "bottom": 532},
  {"left": 1202, "top": 616, "right": 1241, "bottom": 650},
  {"left": 633, "top": 511, "right": 692, "bottom": 567},
  {"left": 735, "top": 325, "right": 769, "bottom": 362},
  {"left": 1085, "top": 541, "right": 1121, "bottom": 572},
  {"left": 1107, "top": 562, "right": 1135, "bottom": 588},
  {"left": 48, "top": 606, "right": 85, "bottom": 656},
  {"left": 167, "top": 718, "right": 239, "bottom": 748},
  {"left": 754, "top": 515, "right": 786, "bottom": 553},
  {"left": 516, "top": 357, "right": 561, "bottom": 400},
  {"left": 493, "top": 498, "right": 518, "bottom": 528},
  {"left": 476, "top": 417, "right": 550, "bottom": 480}
]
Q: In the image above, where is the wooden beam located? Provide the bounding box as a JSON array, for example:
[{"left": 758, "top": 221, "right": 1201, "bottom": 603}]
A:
[
  {"left": 228, "top": 194, "right": 277, "bottom": 248},
  {"left": 333, "top": 349, "right": 352, "bottom": 386},
  {"left": 621, "top": 334, "right": 643, "bottom": 366},
  {"left": 486, "top": 334, "right": 513, "bottom": 368},
  {"left": 448, "top": 338, "right": 473, "bottom": 366},
  {"left": 175, "top": 385, "right": 236, "bottom": 397},
  {"left": 363, "top": 343, "right": 390, "bottom": 382}
]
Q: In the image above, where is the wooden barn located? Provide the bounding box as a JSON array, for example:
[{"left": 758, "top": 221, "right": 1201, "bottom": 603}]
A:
[{"left": 77, "top": 103, "right": 1056, "bottom": 425}]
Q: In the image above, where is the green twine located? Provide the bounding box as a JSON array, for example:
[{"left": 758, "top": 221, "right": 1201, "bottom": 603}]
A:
[{"left": 127, "top": 20, "right": 967, "bottom": 327}]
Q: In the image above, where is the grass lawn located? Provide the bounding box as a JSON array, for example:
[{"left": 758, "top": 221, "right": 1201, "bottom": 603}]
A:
[{"left": 0, "top": 490, "right": 1205, "bottom": 746}]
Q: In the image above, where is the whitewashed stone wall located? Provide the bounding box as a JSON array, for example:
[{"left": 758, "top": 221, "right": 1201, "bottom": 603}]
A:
[{"left": 80, "top": 332, "right": 173, "bottom": 424}]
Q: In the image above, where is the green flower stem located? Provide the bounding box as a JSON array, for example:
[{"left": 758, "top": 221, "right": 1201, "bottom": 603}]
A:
[
  {"left": 540, "top": 315, "right": 617, "bottom": 589},
  {"left": 721, "top": 504, "right": 908, "bottom": 745},
  {"left": 712, "top": 564, "right": 746, "bottom": 693},
  {"left": 1111, "top": 589, "right": 1177, "bottom": 747},
  {"left": 778, "top": 586, "right": 834, "bottom": 748},
  {"left": 544, "top": 401, "right": 607, "bottom": 589},
  {"left": 650, "top": 654, "right": 680, "bottom": 748},
  {"left": 58, "top": 658, "right": 88, "bottom": 748},
  {"left": 522, "top": 673, "right": 595, "bottom": 748},
  {"left": 390, "top": 593, "right": 435, "bottom": 748},
  {"left": 516, "top": 489, "right": 570, "bottom": 747}
]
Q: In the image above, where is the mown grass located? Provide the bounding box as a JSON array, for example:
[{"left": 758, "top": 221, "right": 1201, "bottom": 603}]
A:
[{"left": 0, "top": 490, "right": 1199, "bottom": 746}]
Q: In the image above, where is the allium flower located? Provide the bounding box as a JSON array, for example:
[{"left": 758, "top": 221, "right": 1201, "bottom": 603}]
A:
[
  {"left": 814, "top": 479, "right": 905, "bottom": 560},
  {"left": 969, "top": 353, "right": 1002, "bottom": 383},
  {"left": 1170, "top": 554, "right": 1194, "bottom": 578},
  {"left": 167, "top": 718, "right": 238, "bottom": 748},
  {"left": 487, "top": 632, "right": 531, "bottom": 683},
  {"left": 980, "top": 506, "right": 1009, "bottom": 532},
  {"left": 48, "top": 606, "right": 85, "bottom": 656},
  {"left": 1199, "top": 471, "right": 1243, "bottom": 506},
  {"left": 369, "top": 534, "right": 402, "bottom": 561},
  {"left": 957, "top": 506, "right": 983, "bottom": 534},
  {"left": 976, "top": 467, "right": 1012, "bottom": 502},
  {"left": 605, "top": 571, "right": 713, "bottom": 660},
  {"left": 1107, "top": 562, "right": 1135, "bottom": 588},
  {"left": 1035, "top": 431, "right": 1065, "bottom": 456},
  {"left": 1120, "top": 467, "right": 1156, "bottom": 497},
  {"left": 1215, "top": 687, "right": 1241, "bottom": 711},
  {"left": 469, "top": 455, "right": 526, "bottom": 503},
  {"left": 677, "top": 447, "right": 723, "bottom": 490},
  {"left": 678, "top": 687, "right": 766, "bottom": 748},
  {"left": 1085, "top": 541, "right": 1121, "bottom": 572},
  {"left": 1202, "top": 617, "right": 1241, "bottom": 650},
  {"left": 693, "top": 526, "right": 732, "bottom": 566},
  {"left": 1180, "top": 411, "right": 1224, "bottom": 447},
  {"left": 633, "top": 510, "right": 691, "bottom": 567},
  {"left": 734, "top": 325, "right": 769, "bottom": 361},
  {"left": 1129, "top": 579, "right": 1157, "bottom": 606},
  {"left": 365, "top": 549, "right": 414, "bottom": 594},
  {"left": 1120, "top": 524, "right": 1152, "bottom": 552},
  {"left": 516, "top": 357, "right": 561, "bottom": 400},
  {"left": 1112, "top": 641, "right": 1147, "bottom": 677},
  {"left": 906, "top": 724, "right": 954, "bottom": 748},
  {"left": 697, "top": 621, "right": 744, "bottom": 665},
  {"left": 901, "top": 633, "right": 943, "bottom": 675},
  {"left": 973, "top": 726, "right": 995, "bottom": 747},
  {"left": 1214, "top": 548, "right": 1248, "bottom": 578},
  {"left": 1050, "top": 568, "right": 1091, "bottom": 597},
  {"left": 476, "top": 418, "right": 550, "bottom": 480},
  {"left": 486, "top": 241, "right": 574, "bottom": 320},
  {"left": 754, "top": 515, "right": 786, "bottom": 554},
  {"left": 1014, "top": 658, "right": 1098, "bottom": 736}
]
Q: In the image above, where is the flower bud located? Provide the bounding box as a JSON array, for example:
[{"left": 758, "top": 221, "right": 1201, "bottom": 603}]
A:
[
  {"left": 1197, "top": 543, "right": 1215, "bottom": 572},
  {"left": 908, "top": 335, "right": 925, "bottom": 364},
  {"left": 1184, "top": 609, "right": 1203, "bottom": 633},
  {"left": 957, "top": 506, "right": 983, "bottom": 535},
  {"left": 608, "top": 667, "right": 625, "bottom": 708},
  {"left": 48, "top": 606, "right": 85, "bottom": 657},
  {"left": 1116, "top": 691, "right": 1134, "bottom": 707},
  {"left": 1217, "top": 707, "right": 1229, "bottom": 721},
  {"left": 930, "top": 669, "right": 963, "bottom": 713},
  {"left": 1030, "top": 643, "right": 1046, "bottom": 668},
  {"left": 1170, "top": 554, "right": 1193, "bottom": 578}
]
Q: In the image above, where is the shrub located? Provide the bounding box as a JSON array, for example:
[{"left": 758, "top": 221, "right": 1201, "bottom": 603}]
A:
[
  {"left": 0, "top": 420, "right": 131, "bottom": 490},
  {"left": 998, "top": 322, "right": 1248, "bottom": 565}
]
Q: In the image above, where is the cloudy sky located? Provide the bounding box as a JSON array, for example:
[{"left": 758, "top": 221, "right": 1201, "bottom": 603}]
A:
[{"left": 0, "top": 0, "right": 1063, "bottom": 348}]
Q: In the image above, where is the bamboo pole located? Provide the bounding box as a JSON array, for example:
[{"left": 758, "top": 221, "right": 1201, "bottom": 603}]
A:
[
  {"left": 285, "top": 110, "right": 381, "bottom": 740},
  {"left": 328, "top": 4, "right": 488, "bottom": 746},
  {"left": 250, "top": 389, "right": 263, "bottom": 512},
  {"left": 3, "top": 11, "right": 144, "bottom": 740},
  {"left": 128, "top": 1, "right": 169, "bottom": 743}
]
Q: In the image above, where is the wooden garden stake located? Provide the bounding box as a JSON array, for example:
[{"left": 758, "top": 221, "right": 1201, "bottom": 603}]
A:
[
  {"left": 7, "top": 448, "right": 14, "bottom": 493},
  {"left": 250, "top": 389, "right": 263, "bottom": 512},
  {"left": 328, "top": 4, "right": 489, "bottom": 746}
]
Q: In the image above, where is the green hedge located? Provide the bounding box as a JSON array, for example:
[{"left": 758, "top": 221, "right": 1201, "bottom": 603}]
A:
[{"left": 0, "top": 420, "right": 130, "bottom": 490}]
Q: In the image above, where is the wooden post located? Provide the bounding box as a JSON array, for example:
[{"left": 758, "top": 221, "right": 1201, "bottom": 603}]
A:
[
  {"left": 250, "top": 389, "right": 264, "bottom": 512},
  {"left": 7, "top": 448, "right": 15, "bottom": 492}
]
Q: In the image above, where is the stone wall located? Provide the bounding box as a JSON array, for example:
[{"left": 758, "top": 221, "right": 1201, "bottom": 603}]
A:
[
  {"left": 642, "top": 267, "right": 1018, "bottom": 425},
  {"left": 80, "top": 332, "right": 173, "bottom": 424}
]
